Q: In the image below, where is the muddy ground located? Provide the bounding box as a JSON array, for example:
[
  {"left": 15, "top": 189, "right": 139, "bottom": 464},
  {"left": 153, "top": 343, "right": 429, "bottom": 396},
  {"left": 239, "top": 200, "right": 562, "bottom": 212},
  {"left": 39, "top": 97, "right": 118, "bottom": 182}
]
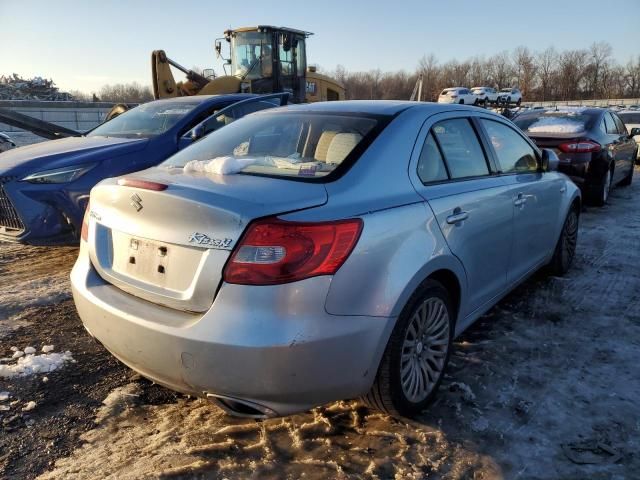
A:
[{"left": 1, "top": 171, "right": 639, "bottom": 480}]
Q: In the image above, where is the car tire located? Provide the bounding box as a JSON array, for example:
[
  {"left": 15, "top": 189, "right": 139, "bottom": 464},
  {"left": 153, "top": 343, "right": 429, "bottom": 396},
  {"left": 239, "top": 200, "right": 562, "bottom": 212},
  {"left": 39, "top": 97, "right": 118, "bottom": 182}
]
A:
[
  {"left": 618, "top": 164, "right": 634, "bottom": 186},
  {"left": 474, "top": 98, "right": 479, "bottom": 106},
  {"left": 484, "top": 97, "right": 489, "bottom": 106},
  {"left": 362, "top": 279, "right": 454, "bottom": 417},
  {"left": 516, "top": 98, "right": 522, "bottom": 106},
  {"left": 507, "top": 96, "right": 512, "bottom": 104},
  {"left": 459, "top": 99, "right": 464, "bottom": 104},
  {"left": 548, "top": 207, "right": 579, "bottom": 276},
  {"left": 590, "top": 167, "right": 612, "bottom": 206}
]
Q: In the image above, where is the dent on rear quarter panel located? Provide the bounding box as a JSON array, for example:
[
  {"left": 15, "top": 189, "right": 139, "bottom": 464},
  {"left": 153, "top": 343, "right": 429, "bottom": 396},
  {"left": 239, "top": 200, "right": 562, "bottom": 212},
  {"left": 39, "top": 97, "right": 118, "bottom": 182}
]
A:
[{"left": 324, "top": 202, "right": 466, "bottom": 318}]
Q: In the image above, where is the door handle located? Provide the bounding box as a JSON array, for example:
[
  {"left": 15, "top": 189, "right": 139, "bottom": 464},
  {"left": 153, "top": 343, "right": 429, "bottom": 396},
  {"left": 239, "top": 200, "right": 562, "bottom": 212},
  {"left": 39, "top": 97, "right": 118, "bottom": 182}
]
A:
[
  {"left": 514, "top": 193, "right": 527, "bottom": 207},
  {"left": 446, "top": 211, "right": 469, "bottom": 224}
]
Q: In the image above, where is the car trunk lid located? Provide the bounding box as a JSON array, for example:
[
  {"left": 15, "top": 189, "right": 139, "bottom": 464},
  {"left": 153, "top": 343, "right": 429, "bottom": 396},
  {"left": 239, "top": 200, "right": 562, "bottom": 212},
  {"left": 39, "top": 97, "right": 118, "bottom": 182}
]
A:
[{"left": 86, "top": 167, "right": 328, "bottom": 312}]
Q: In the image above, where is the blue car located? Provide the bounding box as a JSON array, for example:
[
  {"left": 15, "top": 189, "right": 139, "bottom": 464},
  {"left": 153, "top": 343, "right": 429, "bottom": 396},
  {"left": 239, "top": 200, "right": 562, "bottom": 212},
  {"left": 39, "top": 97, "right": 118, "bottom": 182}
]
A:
[{"left": 0, "top": 93, "right": 287, "bottom": 245}]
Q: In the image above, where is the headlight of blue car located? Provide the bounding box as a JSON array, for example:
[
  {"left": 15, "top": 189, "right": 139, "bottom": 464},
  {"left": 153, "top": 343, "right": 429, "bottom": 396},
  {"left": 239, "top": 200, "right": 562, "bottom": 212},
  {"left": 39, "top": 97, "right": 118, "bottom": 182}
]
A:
[{"left": 21, "top": 163, "right": 97, "bottom": 184}]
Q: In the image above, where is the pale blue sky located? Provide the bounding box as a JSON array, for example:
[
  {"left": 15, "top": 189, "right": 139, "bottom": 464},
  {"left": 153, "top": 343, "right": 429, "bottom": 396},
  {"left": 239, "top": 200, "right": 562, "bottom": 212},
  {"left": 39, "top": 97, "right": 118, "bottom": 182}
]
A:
[{"left": 1, "top": 0, "right": 638, "bottom": 93}]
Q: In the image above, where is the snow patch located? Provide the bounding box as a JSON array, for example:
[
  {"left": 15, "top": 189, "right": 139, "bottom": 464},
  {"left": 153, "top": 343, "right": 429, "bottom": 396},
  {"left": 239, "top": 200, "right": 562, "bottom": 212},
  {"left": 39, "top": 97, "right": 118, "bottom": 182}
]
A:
[
  {"left": 42, "top": 345, "right": 55, "bottom": 353},
  {"left": 526, "top": 116, "right": 586, "bottom": 134},
  {"left": 22, "top": 401, "right": 36, "bottom": 412},
  {"left": 0, "top": 350, "right": 73, "bottom": 378},
  {"left": 0, "top": 391, "right": 9, "bottom": 401}
]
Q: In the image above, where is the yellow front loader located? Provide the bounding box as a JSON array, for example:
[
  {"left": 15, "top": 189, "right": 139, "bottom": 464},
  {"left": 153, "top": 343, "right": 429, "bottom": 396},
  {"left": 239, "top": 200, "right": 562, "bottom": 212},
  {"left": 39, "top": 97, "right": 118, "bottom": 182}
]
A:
[{"left": 151, "top": 26, "right": 344, "bottom": 103}]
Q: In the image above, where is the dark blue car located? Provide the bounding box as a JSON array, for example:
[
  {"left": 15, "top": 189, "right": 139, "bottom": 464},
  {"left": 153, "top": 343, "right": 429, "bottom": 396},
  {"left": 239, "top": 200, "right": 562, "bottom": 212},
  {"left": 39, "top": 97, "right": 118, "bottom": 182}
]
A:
[{"left": 0, "top": 93, "right": 287, "bottom": 245}]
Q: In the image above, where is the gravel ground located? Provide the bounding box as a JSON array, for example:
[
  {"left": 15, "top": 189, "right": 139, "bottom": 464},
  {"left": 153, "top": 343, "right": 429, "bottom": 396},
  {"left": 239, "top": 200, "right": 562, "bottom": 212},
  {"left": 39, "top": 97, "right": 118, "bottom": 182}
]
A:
[{"left": 1, "top": 170, "right": 639, "bottom": 480}]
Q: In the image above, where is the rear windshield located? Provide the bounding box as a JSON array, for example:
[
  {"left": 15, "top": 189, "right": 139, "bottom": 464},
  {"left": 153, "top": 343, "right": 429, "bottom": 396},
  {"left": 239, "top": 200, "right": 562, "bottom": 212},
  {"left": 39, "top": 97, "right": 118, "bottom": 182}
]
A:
[
  {"left": 514, "top": 112, "right": 593, "bottom": 134},
  {"left": 162, "top": 112, "right": 381, "bottom": 180},
  {"left": 618, "top": 112, "right": 640, "bottom": 124},
  {"left": 88, "top": 101, "right": 199, "bottom": 138}
]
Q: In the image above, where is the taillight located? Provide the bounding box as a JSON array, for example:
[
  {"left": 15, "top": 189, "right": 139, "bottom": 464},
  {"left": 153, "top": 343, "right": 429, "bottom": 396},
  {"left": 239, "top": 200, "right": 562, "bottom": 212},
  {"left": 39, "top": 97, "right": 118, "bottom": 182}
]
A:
[
  {"left": 223, "top": 218, "right": 363, "bottom": 285},
  {"left": 558, "top": 140, "right": 601, "bottom": 153},
  {"left": 80, "top": 202, "right": 90, "bottom": 242},
  {"left": 117, "top": 178, "right": 168, "bottom": 191}
]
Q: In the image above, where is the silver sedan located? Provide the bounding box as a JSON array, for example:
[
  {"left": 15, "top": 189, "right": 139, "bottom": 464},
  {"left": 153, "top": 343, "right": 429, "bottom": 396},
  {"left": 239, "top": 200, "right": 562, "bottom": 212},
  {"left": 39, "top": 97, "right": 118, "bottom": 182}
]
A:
[{"left": 71, "top": 101, "right": 580, "bottom": 418}]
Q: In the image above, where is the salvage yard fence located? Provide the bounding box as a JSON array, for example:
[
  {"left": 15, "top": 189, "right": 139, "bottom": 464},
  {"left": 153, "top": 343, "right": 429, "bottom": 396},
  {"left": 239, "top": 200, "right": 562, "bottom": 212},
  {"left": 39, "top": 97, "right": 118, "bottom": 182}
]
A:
[
  {"left": 524, "top": 98, "right": 640, "bottom": 108},
  {"left": 0, "top": 100, "right": 117, "bottom": 146}
]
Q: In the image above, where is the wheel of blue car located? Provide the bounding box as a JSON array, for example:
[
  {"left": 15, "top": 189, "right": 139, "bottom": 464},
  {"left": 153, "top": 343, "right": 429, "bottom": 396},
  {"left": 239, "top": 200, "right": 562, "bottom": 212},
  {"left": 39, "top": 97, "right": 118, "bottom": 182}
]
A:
[
  {"left": 362, "top": 279, "right": 454, "bottom": 417},
  {"left": 549, "top": 207, "right": 579, "bottom": 275}
]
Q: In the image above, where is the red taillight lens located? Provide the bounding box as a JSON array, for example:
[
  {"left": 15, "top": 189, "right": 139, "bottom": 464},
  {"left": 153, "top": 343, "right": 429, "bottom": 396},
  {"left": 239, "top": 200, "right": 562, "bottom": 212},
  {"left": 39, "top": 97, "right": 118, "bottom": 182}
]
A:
[
  {"left": 223, "top": 218, "right": 363, "bottom": 285},
  {"left": 80, "top": 202, "right": 90, "bottom": 242},
  {"left": 558, "top": 140, "right": 601, "bottom": 153},
  {"left": 117, "top": 178, "right": 168, "bottom": 191}
]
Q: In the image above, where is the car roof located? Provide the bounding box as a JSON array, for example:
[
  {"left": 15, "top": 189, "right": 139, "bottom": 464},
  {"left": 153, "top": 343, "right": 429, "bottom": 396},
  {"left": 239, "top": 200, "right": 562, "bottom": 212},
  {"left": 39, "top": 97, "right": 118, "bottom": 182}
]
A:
[
  {"left": 518, "top": 106, "right": 603, "bottom": 117},
  {"left": 260, "top": 100, "right": 503, "bottom": 117},
  {"left": 150, "top": 93, "right": 257, "bottom": 106}
]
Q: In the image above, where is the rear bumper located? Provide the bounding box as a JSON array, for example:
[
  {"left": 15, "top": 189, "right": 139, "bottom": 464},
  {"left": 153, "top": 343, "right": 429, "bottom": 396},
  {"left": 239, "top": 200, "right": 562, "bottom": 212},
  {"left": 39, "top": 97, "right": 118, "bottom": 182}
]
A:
[{"left": 71, "top": 250, "right": 395, "bottom": 417}]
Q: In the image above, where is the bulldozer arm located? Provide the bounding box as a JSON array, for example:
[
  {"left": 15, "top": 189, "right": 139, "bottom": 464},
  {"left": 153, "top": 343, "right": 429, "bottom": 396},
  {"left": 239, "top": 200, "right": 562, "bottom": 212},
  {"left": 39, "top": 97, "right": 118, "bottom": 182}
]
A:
[
  {"left": 152, "top": 50, "right": 242, "bottom": 99},
  {"left": 152, "top": 50, "right": 179, "bottom": 99}
]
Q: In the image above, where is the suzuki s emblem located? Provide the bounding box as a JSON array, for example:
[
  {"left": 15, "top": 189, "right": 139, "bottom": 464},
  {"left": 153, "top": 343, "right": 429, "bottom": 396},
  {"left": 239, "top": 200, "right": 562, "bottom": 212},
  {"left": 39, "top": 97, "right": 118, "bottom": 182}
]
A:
[{"left": 130, "top": 193, "right": 143, "bottom": 212}]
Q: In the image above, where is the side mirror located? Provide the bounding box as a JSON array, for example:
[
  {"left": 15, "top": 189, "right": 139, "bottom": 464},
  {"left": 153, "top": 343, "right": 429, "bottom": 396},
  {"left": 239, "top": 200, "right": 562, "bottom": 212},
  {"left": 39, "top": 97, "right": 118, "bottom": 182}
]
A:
[
  {"left": 540, "top": 148, "right": 559, "bottom": 172},
  {"left": 191, "top": 124, "right": 205, "bottom": 141},
  {"left": 629, "top": 127, "right": 640, "bottom": 137}
]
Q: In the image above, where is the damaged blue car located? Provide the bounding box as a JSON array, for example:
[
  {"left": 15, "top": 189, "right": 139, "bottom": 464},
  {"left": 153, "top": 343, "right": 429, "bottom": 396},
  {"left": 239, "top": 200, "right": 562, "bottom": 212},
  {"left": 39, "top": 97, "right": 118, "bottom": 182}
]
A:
[{"left": 0, "top": 93, "right": 287, "bottom": 245}]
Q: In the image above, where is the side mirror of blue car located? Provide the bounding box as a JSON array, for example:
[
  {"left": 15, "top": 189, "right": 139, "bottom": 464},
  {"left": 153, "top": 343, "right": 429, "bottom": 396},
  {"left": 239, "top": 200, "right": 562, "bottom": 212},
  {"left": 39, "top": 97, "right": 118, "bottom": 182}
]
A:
[{"left": 540, "top": 148, "right": 559, "bottom": 172}]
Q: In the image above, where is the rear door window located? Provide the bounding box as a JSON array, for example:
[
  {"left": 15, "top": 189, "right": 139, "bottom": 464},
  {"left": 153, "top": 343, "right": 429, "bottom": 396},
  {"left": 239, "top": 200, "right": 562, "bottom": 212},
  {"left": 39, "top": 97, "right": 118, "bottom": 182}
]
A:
[
  {"left": 481, "top": 119, "right": 538, "bottom": 173},
  {"left": 417, "top": 133, "right": 449, "bottom": 184},
  {"left": 604, "top": 113, "right": 617, "bottom": 134},
  {"left": 432, "top": 119, "right": 490, "bottom": 179},
  {"left": 611, "top": 113, "right": 626, "bottom": 134}
]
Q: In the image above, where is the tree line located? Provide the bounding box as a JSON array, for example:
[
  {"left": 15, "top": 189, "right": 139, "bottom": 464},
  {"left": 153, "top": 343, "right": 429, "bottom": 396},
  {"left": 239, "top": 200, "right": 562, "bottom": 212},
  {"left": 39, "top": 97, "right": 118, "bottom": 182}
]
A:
[
  {"left": 330, "top": 42, "right": 640, "bottom": 102},
  {"left": 70, "top": 82, "right": 153, "bottom": 104},
  {"left": 69, "top": 42, "right": 640, "bottom": 104}
]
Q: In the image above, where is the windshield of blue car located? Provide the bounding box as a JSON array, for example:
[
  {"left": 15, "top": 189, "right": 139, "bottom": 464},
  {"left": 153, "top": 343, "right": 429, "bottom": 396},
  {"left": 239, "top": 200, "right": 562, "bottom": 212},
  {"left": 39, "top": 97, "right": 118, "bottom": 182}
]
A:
[
  {"left": 162, "top": 112, "right": 381, "bottom": 180},
  {"left": 87, "top": 102, "right": 200, "bottom": 138}
]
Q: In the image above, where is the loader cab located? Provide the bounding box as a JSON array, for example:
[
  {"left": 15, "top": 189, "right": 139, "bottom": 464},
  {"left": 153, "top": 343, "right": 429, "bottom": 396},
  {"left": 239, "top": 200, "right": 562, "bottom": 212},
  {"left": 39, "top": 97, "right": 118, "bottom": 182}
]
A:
[{"left": 222, "top": 26, "right": 308, "bottom": 103}]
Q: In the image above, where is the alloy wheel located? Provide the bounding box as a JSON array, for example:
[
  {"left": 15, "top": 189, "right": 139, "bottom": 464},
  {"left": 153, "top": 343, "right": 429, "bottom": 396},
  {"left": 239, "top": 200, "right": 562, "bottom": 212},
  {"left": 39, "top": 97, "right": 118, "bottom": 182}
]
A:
[
  {"left": 603, "top": 170, "right": 611, "bottom": 203},
  {"left": 400, "top": 297, "right": 450, "bottom": 403},
  {"left": 562, "top": 210, "right": 578, "bottom": 268}
]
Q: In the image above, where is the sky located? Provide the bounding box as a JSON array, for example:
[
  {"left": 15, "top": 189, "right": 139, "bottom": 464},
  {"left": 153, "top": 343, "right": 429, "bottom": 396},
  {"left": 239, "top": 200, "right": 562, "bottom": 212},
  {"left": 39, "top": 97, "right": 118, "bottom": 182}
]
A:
[{"left": 1, "top": 0, "right": 638, "bottom": 94}]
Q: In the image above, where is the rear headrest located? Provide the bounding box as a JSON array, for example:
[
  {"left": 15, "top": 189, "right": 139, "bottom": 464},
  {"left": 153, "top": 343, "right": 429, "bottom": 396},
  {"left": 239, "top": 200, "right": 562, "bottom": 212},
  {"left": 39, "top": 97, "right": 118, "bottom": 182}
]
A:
[
  {"left": 314, "top": 131, "right": 338, "bottom": 161},
  {"left": 326, "top": 133, "right": 362, "bottom": 164}
]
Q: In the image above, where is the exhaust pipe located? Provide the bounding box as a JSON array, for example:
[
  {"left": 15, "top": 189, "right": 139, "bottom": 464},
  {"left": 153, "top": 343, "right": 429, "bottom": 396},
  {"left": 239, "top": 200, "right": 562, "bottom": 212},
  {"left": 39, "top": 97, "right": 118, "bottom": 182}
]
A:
[{"left": 206, "top": 393, "right": 278, "bottom": 419}]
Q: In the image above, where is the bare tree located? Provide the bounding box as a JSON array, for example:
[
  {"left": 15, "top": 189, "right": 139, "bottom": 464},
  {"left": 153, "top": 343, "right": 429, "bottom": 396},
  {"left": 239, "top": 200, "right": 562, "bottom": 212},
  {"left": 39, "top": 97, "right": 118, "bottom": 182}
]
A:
[
  {"left": 98, "top": 82, "right": 154, "bottom": 103},
  {"left": 557, "top": 49, "right": 588, "bottom": 100},
  {"left": 513, "top": 46, "right": 536, "bottom": 97},
  {"left": 536, "top": 47, "right": 557, "bottom": 101},
  {"left": 487, "top": 51, "right": 513, "bottom": 89},
  {"left": 417, "top": 54, "right": 440, "bottom": 100},
  {"left": 586, "top": 42, "right": 613, "bottom": 99}
]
